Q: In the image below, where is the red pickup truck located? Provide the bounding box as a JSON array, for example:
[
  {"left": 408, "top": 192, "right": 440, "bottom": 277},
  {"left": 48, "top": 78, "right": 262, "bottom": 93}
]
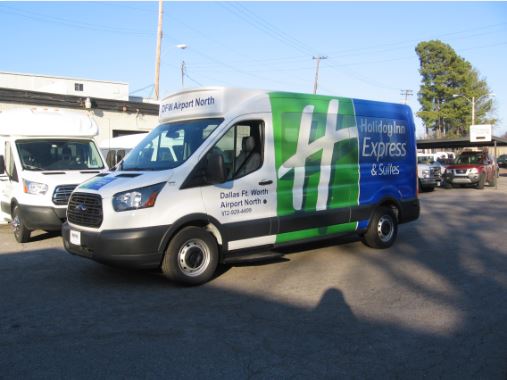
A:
[{"left": 443, "top": 150, "right": 497, "bottom": 189}]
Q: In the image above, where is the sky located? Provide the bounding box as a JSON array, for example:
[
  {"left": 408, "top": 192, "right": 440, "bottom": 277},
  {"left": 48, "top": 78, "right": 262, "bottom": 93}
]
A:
[{"left": 1, "top": 1, "right": 506, "bottom": 137}]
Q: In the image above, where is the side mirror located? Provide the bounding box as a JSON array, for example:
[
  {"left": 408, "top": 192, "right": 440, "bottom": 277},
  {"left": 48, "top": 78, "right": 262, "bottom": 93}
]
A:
[
  {"left": 0, "top": 155, "right": 5, "bottom": 175},
  {"left": 206, "top": 152, "right": 226, "bottom": 184}
]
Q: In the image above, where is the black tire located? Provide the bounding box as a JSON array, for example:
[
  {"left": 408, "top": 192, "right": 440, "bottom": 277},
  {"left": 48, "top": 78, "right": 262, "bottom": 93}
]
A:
[
  {"left": 476, "top": 173, "right": 485, "bottom": 189},
  {"left": 12, "top": 205, "right": 31, "bottom": 243},
  {"left": 418, "top": 182, "right": 434, "bottom": 193},
  {"left": 362, "top": 206, "right": 398, "bottom": 249},
  {"left": 161, "top": 226, "right": 218, "bottom": 285}
]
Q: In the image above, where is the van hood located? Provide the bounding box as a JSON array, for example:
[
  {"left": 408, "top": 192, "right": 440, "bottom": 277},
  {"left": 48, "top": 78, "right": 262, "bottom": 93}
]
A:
[
  {"left": 76, "top": 170, "right": 174, "bottom": 198},
  {"left": 22, "top": 170, "right": 104, "bottom": 188}
]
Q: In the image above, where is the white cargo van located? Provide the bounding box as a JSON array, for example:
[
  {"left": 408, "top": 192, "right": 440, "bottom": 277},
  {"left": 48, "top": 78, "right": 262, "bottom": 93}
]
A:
[
  {"left": 100, "top": 133, "right": 148, "bottom": 168},
  {"left": 63, "top": 87, "right": 419, "bottom": 285},
  {"left": 0, "top": 108, "right": 107, "bottom": 242}
]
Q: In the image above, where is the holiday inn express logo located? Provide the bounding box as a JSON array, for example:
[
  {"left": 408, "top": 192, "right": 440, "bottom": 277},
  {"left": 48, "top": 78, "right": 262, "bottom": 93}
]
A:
[
  {"left": 269, "top": 93, "right": 360, "bottom": 218},
  {"left": 277, "top": 99, "right": 358, "bottom": 211}
]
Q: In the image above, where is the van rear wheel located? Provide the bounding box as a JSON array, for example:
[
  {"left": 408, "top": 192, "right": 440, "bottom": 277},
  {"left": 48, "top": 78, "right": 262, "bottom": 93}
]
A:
[
  {"left": 362, "top": 206, "right": 398, "bottom": 249},
  {"left": 161, "top": 227, "right": 218, "bottom": 285},
  {"left": 12, "top": 205, "right": 31, "bottom": 243}
]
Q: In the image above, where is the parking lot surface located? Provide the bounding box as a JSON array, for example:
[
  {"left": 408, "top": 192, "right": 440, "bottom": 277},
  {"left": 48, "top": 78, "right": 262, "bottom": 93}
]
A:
[{"left": 1, "top": 171, "right": 506, "bottom": 379}]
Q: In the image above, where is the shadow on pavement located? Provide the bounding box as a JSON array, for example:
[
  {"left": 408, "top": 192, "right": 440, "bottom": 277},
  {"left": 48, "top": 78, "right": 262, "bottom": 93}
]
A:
[{"left": 0, "top": 186, "right": 506, "bottom": 378}]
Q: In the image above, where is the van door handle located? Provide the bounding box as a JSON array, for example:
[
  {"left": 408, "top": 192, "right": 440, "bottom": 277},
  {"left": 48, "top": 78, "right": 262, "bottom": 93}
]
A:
[{"left": 258, "top": 180, "right": 273, "bottom": 186}]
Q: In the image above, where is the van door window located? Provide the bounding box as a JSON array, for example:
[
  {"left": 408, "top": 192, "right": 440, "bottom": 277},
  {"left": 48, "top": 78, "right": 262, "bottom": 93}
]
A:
[
  {"left": 4, "top": 143, "right": 18, "bottom": 182},
  {"left": 211, "top": 120, "right": 264, "bottom": 181}
]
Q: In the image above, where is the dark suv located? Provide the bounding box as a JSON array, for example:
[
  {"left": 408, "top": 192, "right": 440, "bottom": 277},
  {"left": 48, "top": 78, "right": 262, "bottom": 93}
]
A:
[{"left": 443, "top": 150, "right": 497, "bottom": 189}]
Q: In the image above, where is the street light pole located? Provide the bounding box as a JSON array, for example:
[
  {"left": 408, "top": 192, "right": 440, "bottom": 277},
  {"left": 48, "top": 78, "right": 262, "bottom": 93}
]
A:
[
  {"left": 471, "top": 96, "right": 476, "bottom": 125},
  {"left": 453, "top": 93, "right": 494, "bottom": 125}
]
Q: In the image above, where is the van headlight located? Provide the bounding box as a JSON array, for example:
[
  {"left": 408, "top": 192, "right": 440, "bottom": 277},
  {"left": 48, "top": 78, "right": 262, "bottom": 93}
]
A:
[
  {"left": 23, "top": 179, "right": 48, "bottom": 195},
  {"left": 112, "top": 182, "right": 165, "bottom": 212},
  {"left": 469, "top": 168, "right": 479, "bottom": 174}
]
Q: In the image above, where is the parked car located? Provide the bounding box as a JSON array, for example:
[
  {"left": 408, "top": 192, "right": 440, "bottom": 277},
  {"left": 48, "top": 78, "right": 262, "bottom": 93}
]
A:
[
  {"left": 433, "top": 151, "right": 456, "bottom": 162},
  {"left": 417, "top": 154, "right": 442, "bottom": 190},
  {"left": 498, "top": 154, "right": 507, "bottom": 168},
  {"left": 443, "top": 150, "right": 497, "bottom": 189}
]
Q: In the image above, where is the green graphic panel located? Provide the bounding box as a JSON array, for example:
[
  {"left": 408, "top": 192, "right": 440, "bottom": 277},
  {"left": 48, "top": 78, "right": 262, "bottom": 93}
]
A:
[{"left": 269, "top": 92, "right": 360, "bottom": 243}]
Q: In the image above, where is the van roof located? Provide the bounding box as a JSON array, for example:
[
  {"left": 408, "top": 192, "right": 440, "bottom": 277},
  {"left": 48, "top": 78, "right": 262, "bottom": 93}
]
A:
[
  {"left": 158, "top": 86, "right": 410, "bottom": 123},
  {"left": 0, "top": 107, "right": 99, "bottom": 138},
  {"left": 159, "top": 87, "right": 266, "bottom": 123}
]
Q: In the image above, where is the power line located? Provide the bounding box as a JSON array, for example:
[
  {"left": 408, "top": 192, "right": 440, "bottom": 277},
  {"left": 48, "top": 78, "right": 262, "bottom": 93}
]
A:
[
  {"left": 130, "top": 84, "right": 155, "bottom": 95},
  {"left": 0, "top": 3, "right": 153, "bottom": 36},
  {"left": 218, "top": 2, "right": 316, "bottom": 56}
]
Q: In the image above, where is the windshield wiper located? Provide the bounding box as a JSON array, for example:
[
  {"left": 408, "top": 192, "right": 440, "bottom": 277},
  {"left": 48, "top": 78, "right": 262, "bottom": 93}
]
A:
[{"left": 23, "top": 164, "right": 43, "bottom": 171}]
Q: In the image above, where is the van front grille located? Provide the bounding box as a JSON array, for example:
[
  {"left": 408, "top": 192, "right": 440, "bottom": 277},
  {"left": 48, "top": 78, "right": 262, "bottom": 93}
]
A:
[
  {"left": 67, "top": 192, "right": 103, "bottom": 228},
  {"left": 52, "top": 184, "right": 78, "bottom": 205}
]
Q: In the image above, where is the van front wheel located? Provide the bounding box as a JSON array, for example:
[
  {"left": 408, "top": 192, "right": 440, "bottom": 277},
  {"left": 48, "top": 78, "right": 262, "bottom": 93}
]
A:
[
  {"left": 12, "top": 205, "right": 31, "bottom": 243},
  {"left": 161, "top": 227, "right": 218, "bottom": 285},
  {"left": 362, "top": 206, "right": 398, "bottom": 249}
]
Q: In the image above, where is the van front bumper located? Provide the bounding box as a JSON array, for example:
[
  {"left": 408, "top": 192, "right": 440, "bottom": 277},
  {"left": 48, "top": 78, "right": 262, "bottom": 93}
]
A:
[
  {"left": 18, "top": 204, "right": 66, "bottom": 231},
  {"left": 62, "top": 222, "right": 168, "bottom": 269}
]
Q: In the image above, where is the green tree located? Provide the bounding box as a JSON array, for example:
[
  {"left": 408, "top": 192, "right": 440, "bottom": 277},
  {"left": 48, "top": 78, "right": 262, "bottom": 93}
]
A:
[{"left": 415, "top": 40, "right": 495, "bottom": 138}]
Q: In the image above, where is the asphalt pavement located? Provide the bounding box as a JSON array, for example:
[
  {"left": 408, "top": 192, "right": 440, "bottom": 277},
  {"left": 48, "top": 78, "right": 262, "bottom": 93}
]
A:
[{"left": 1, "top": 171, "right": 506, "bottom": 379}]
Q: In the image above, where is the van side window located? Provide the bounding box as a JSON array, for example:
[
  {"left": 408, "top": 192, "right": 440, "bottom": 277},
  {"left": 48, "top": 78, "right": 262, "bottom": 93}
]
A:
[
  {"left": 212, "top": 120, "right": 264, "bottom": 181},
  {"left": 5, "top": 143, "right": 18, "bottom": 182}
]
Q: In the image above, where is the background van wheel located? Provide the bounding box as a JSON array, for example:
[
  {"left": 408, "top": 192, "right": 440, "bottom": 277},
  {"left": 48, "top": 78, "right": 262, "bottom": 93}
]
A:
[
  {"left": 362, "top": 206, "right": 398, "bottom": 249},
  {"left": 161, "top": 227, "right": 218, "bottom": 285},
  {"left": 12, "top": 205, "right": 31, "bottom": 243}
]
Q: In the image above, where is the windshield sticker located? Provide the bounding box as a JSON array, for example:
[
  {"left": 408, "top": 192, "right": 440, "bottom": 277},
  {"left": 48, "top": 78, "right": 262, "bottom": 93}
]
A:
[{"left": 79, "top": 175, "right": 117, "bottom": 190}]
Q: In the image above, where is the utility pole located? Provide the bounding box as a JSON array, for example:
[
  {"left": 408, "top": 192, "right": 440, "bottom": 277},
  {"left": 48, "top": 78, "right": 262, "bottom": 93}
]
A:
[
  {"left": 154, "top": 0, "right": 163, "bottom": 100},
  {"left": 400, "top": 89, "right": 413, "bottom": 104},
  {"left": 313, "top": 56, "right": 327, "bottom": 94},
  {"left": 180, "top": 61, "right": 186, "bottom": 87}
]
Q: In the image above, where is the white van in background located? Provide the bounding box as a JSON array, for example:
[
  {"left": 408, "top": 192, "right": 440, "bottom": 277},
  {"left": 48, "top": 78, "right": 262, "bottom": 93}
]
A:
[
  {"left": 0, "top": 108, "right": 107, "bottom": 242},
  {"left": 100, "top": 133, "right": 148, "bottom": 168}
]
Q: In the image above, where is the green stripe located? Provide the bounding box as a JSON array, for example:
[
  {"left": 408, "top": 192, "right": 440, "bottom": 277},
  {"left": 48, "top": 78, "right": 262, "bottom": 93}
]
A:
[{"left": 276, "top": 222, "right": 357, "bottom": 244}]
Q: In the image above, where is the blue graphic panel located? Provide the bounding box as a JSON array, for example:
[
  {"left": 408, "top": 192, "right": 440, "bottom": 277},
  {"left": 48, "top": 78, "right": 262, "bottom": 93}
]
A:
[{"left": 353, "top": 99, "right": 417, "bottom": 205}]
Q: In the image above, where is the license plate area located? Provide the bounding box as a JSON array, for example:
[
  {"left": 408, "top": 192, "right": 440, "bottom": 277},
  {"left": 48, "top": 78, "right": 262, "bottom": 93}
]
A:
[{"left": 70, "top": 230, "right": 81, "bottom": 246}]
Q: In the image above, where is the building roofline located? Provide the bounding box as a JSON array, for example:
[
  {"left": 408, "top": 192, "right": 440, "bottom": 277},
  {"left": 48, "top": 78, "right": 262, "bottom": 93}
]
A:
[
  {"left": 417, "top": 136, "right": 507, "bottom": 149},
  {"left": 0, "top": 87, "right": 159, "bottom": 116},
  {"left": 0, "top": 70, "right": 129, "bottom": 86}
]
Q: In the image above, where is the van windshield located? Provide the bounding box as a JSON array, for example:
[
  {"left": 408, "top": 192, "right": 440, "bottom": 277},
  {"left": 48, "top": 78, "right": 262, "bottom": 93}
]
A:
[
  {"left": 455, "top": 153, "right": 483, "bottom": 165},
  {"left": 120, "top": 118, "right": 223, "bottom": 171},
  {"left": 16, "top": 139, "right": 105, "bottom": 171},
  {"left": 417, "top": 156, "right": 434, "bottom": 164}
]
